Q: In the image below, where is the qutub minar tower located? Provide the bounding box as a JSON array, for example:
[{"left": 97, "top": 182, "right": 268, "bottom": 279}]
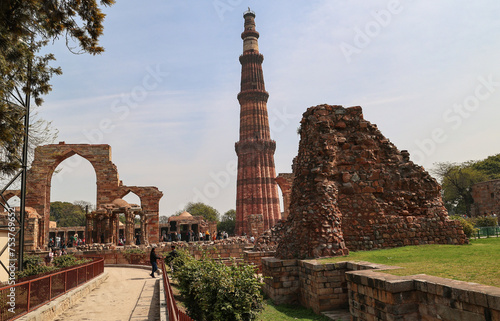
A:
[{"left": 235, "top": 9, "right": 281, "bottom": 235}]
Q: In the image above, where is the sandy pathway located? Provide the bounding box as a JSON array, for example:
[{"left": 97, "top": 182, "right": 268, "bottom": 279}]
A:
[{"left": 52, "top": 267, "right": 160, "bottom": 321}]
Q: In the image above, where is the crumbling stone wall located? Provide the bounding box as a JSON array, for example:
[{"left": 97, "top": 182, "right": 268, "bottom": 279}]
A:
[
  {"left": 275, "top": 173, "right": 294, "bottom": 220},
  {"left": 471, "top": 179, "right": 500, "bottom": 217},
  {"left": 275, "top": 105, "right": 467, "bottom": 259},
  {"left": 247, "top": 214, "right": 265, "bottom": 237}
]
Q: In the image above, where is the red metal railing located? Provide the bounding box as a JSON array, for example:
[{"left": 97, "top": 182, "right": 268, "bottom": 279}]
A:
[
  {"left": 0, "top": 257, "right": 104, "bottom": 321},
  {"left": 161, "top": 261, "right": 194, "bottom": 321}
]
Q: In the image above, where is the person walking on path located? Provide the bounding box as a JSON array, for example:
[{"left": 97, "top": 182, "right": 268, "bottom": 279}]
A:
[
  {"left": 165, "top": 245, "right": 179, "bottom": 273},
  {"left": 150, "top": 246, "right": 160, "bottom": 278}
]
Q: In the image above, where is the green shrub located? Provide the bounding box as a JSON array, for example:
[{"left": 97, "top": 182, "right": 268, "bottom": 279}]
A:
[
  {"left": 475, "top": 216, "right": 498, "bottom": 227},
  {"left": 23, "top": 254, "right": 44, "bottom": 269},
  {"left": 16, "top": 254, "right": 55, "bottom": 279},
  {"left": 167, "top": 248, "right": 192, "bottom": 271},
  {"left": 173, "top": 252, "right": 263, "bottom": 321},
  {"left": 17, "top": 254, "right": 90, "bottom": 279},
  {"left": 450, "top": 215, "right": 476, "bottom": 238},
  {"left": 17, "top": 265, "right": 56, "bottom": 279},
  {"left": 52, "top": 254, "right": 90, "bottom": 268},
  {"left": 122, "top": 248, "right": 146, "bottom": 263}
]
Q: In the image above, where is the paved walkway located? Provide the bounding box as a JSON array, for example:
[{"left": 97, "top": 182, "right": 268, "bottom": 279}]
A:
[
  {"left": 322, "top": 309, "right": 351, "bottom": 320},
  {"left": 52, "top": 266, "right": 160, "bottom": 321}
]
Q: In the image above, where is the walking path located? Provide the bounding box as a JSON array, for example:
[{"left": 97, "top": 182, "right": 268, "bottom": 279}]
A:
[
  {"left": 52, "top": 266, "right": 160, "bottom": 321},
  {"left": 322, "top": 309, "right": 351, "bottom": 320}
]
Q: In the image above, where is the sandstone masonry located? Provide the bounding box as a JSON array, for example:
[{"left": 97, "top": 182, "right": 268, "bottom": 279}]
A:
[
  {"left": 471, "top": 179, "right": 500, "bottom": 216},
  {"left": 22, "top": 142, "right": 162, "bottom": 248},
  {"left": 274, "top": 105, "right": 467, "bottom": 259},
  {"left": 235, "top": 10, "right": 281, "bottom": 235},
  {"left": 262, "top": 258, "right": 500, "bottom": 320}
]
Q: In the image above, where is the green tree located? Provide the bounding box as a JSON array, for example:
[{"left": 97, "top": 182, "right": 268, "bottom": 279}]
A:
[
  {"left": 433, "top": 162, "right": 490, "bottom": 215},
  {"left": 0, "top": 0, "right": 114, "bottom": 175},
  {"left": 217, "top": 209, "right": 235, "bottom": 235},
  {"left": 50, "top": 201, "right": 86, "bottom": 227},
  {"left": 175, "top": 202, "right": 220, "bottom": 222},
  {"left": 471, "top": 154, "right": 500, "bottom": 180}
]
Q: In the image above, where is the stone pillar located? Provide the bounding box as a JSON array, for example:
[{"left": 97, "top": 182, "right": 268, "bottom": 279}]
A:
[
  {"left": 125, "top": 211, "right": 134, "bottom": 245},
  {"left": 140, "top": 214, "right": 147, "bottom": 245},
  {"left": 110, "top": 213, "right": 117, "bottom": 244},
  {"left": 85, "top": 213, "right": 93, "bottom": 244},
  {"left": 104, "top": 213, "right": 111, "bottom": 243}
]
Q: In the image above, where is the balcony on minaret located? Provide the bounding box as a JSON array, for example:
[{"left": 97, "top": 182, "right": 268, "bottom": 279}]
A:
[{"left": 242, "top": 8, "right": 259, "bottom": 53}]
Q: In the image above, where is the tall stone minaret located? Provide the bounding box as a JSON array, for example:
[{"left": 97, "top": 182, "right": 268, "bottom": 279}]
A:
[{"left": 235, "top": 9, "right": 281, "bottom": 235}]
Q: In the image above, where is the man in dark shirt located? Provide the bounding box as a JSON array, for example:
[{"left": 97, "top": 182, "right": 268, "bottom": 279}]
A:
[
  {"left": 150, "top": 246, "right": 160, "bottom": 278},
  {"left": 166, "top": 245, "right": 179, "bottom": 272}
]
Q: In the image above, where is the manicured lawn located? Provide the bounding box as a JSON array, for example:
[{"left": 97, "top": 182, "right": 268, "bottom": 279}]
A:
[
  {"left": 321, "top": 237, "right": 500, "bottom": 287},
  {"left": 259, "top": 299, "right": 332, "bottom": 321}
]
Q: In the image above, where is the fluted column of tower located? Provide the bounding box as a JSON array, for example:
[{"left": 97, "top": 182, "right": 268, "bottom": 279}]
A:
[{"left": 235, "top": 9, "right": 281, "bottom": 236}]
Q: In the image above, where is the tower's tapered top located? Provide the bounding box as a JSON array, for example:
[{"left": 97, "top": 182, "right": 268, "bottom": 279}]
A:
[
  {"left": 241, "top": 8, "right": 259, "bottom": 53},
  {"left": 243, "top": 7, "right": 255, "bottom": 17}
]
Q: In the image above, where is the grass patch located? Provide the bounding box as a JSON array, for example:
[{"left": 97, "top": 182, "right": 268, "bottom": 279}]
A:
[
  {"left": 258, "top": 299, "right": 332, "bottom": 321},
  {"left": 169, "top": 278, "right": 187, "bottom": 314},
  {"left": 321, "top": 238, "right": 500, "bottom": 287}
]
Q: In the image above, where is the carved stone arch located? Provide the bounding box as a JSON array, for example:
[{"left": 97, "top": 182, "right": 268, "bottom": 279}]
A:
[
  {"left": 26, "top": 143, "right": 121, "bottom": 246},
  {"left": 119, "top": 188, "right": 142, "bottom": 206},
  {"left": 118, "top": 185, "right": 163, "bottom": 243}
]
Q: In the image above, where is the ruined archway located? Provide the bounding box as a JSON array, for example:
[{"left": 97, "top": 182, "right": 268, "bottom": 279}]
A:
[
  {"left": 51, "top": 153, "right": 97, "bottom": 208},
  {"left": 117, "top": 186, "right": 163, "bottom": 244},
  {"left": 26, "top": 142, "right": 162, "bottom": 247}
]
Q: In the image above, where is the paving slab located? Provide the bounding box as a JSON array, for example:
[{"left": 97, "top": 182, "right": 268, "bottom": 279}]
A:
[
  {"left": 322, "top": 309, "right": 351, "bottom": 321},
  {"left": 52, "top": 266, "right": 160, "bottom": 321}
]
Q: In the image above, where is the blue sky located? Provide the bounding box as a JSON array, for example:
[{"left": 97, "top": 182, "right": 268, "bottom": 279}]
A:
[{"left": 38, "top": 1, "right": 500, "bottom": 217}]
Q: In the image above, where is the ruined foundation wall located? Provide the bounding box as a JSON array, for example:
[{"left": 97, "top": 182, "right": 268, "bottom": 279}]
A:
[
  {"left": 274, "top": 105, "right": 467, "bottom": 258},
  {"left": 262, "top": 258, "right": 500, "bottom": 320},
  {"left": 471, "top": 179, "right": 500, "bottom": 217}
]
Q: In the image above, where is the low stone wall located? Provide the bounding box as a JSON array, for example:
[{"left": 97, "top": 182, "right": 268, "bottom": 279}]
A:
[
  {"left": 243, "top": 251, "right": 275, "bottom": 273},
  {"left": 262, "top": 258, "right": 500, "bottom": 320},
  {"left": 262, "top": 258, "right": 350, "bottom": 312},
  {"left": 182, "top": 242, "right": 253, "bottom": 259},
  {"left": 348, "top": 269, "right": 500, "bottom": 320},
  {"left": 70, "top": 242, "right": 274, "bottom": 272}
]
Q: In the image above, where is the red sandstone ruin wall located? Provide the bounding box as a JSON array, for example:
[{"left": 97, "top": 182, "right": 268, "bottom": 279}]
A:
[
  {"left": 471, "top": 179, "right": 500, "bottom": 217},
  {"left": 275, "top": 105, "right": 467, "bottom": 259}
]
